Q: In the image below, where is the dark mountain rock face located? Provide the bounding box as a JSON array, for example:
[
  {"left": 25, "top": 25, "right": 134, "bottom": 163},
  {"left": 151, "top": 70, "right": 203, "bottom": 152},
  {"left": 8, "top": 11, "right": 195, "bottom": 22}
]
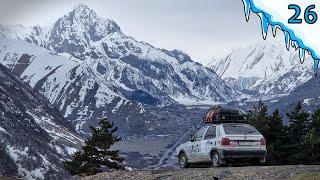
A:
[
  {"left": 269, "top": 76, "right": 320, "bottom": 117},
  {"left": 0, "top": 4, "right": 242, "bottom": 171},
  {"left": 0, "top": 63, "right": 83, "bottom": 178},
  {"left": 2, "top": 4, "right": 239, "bottom": 104},
  {"left": 0, "top": 4, "right": 240, "bottom": 137}
]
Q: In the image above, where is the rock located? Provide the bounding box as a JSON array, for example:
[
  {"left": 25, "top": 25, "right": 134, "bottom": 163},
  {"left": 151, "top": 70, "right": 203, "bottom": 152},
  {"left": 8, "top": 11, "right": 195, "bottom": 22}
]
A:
[{"left": 80, "top": 165, "right": 320, "bottom": 180}]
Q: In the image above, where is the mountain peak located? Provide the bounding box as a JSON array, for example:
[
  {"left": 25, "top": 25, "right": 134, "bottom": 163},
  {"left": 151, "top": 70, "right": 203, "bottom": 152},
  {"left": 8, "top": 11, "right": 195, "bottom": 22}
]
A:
[
  {"left": 74, "top": 3, "right": 90, "bottom": 10},
  {"left": 68, "top": 3, "right": 98, "bottom": 22},
  {"left": 47, "top": 3, "right": 121, "bottom": 56},
  {"left": 72, "top": 3, "right": 92, "bottom": 15},
  {"left": 66, "top": 3, "right": 121, "bottom": 35}
]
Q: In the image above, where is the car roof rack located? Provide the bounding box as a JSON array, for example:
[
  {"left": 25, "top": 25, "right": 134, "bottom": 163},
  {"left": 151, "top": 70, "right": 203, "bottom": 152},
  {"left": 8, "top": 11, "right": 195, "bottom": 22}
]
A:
[{"left": 203, "top": 106, "right": 247, "bottom": 124}]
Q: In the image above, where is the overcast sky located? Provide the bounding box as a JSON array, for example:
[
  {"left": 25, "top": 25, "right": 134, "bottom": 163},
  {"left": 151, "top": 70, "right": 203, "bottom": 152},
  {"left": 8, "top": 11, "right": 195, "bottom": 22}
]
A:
[{"left": 0, "top": 0, "right": 263, "bottom": 64}]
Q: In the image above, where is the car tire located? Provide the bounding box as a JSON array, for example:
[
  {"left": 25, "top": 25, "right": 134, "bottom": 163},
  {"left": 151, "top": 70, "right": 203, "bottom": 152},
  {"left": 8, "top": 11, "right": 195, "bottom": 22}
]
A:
[
  {"left": 178, "top": 152, "right": 189, "bottom": 168},
  {"left": 252, "top": 158, "right": 265, "bottom": 166},
  {"left": 211, "top": 151, "right": 220, "bottom": 167}
]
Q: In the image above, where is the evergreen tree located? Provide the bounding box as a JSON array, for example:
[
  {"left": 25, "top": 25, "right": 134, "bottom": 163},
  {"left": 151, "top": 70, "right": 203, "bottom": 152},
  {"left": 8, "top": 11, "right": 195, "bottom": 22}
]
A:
[
  {"left": 305, "top": 108, "right": 320, "bottom": 164},
  {"left": 249, "top": 101, "right": 320, "bottom": 165},
  {"left": 248, "top": 101, "right": 278, "bottom": 164},
  {"left": 286, "top": 101, "right": 310, "bottom": 141},
  {"left": 248, "top": 100, "right": 269, "bottom": 136},
  {"left": 64, "top": 118, "right": 124, "bottom": 176},
  {"left": 266, "top": 109, "right": 287, "bottom": 165},
  {"left": 285, "top": 101, "right": 310, "bottom": 164}
]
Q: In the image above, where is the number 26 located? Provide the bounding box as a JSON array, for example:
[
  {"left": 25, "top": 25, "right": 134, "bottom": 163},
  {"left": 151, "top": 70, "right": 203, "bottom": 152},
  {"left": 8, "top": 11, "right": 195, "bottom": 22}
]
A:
[{"left": 288, "top": 4, "right": 317, "bottom": 24}]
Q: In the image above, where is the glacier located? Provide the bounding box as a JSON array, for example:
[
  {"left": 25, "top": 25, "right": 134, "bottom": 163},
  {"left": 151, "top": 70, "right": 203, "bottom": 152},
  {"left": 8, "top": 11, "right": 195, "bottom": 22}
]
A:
[{"left": 242, "top": 0, "right": 320, "bottom": 74}]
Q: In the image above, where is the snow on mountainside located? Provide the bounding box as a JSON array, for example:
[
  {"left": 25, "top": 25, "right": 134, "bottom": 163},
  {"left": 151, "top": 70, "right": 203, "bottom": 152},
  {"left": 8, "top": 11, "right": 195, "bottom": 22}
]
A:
[
  {"left": 269, "top": 76, "right": 320, "bottom": 117},
  {"left": 0, "top": 4, "right": 240, "bottom": 106},
  {"left": 0, "top": 38, "right": 161, "bottom": 136},
  {"left": 208, "top": 37, "right": 313, "bottom": 99},
  {"left": 0, "top": 4, "right": 240, "bottom": 169},
  {"left": 0, "top": 37, "right": 207, "bottom": 168},
  {"left": 0, "top": 4, "right": 241, "bottom": 136},
  {"left": 0, "top": 62, "right": 83, "bottom": 178}
]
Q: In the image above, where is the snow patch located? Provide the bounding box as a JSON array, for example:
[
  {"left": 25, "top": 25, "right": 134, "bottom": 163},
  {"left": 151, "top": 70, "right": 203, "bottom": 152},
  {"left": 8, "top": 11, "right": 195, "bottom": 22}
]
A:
[{"left": 112, "top": 99, "right": 123, "bottom": 113}]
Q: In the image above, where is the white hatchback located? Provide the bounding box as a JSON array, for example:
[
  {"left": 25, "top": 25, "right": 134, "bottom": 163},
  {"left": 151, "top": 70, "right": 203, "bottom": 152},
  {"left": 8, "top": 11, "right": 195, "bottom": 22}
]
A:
[{"left": 175, "top": 123, "right": 267, "bottom": 168}]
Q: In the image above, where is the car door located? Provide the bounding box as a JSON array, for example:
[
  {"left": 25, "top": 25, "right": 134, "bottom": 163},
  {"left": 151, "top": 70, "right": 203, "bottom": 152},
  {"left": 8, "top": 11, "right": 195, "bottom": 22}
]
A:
[
  {"left": 199, "top": 125, "right": 217, "bottom": 162},
  {"left": 187, "top": 127, "right": 207, "bottom": 163}
]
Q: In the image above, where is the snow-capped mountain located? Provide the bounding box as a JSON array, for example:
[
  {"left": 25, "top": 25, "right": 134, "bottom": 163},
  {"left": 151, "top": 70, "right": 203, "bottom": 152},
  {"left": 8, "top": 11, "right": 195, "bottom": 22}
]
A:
[
  {"left": 0, "top": 38, "right": 162, "bottom": 136},
  {"left": 208, "top": 37, "right": 314, "bottom": 99},
  {"left": 269, "top": 76, "right": 320, "bottom": 117},
  {"left": 0, "top": 4, "right": 240, "bottom": 135},
  {"left": 0, "top": 4, "right": 239, "bottom": 106},
  {"left": 0, "top": 62, "right": 83, "bottom": 178},
  {"left": 0, "top": 38, "right": 187, "bottom": 170}
]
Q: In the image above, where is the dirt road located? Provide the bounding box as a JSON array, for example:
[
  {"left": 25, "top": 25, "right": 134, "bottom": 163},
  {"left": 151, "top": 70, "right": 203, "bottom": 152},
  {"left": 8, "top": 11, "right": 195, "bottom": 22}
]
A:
[{"left": 81, "top": 165, "right": 320, "bottom": 180}]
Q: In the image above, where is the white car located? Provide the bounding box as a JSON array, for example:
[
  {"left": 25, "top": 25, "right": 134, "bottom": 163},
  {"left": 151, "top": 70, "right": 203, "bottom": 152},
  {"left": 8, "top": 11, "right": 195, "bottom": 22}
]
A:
[{"left": 175, "top": 123, "right": 267, "bottom": 168}]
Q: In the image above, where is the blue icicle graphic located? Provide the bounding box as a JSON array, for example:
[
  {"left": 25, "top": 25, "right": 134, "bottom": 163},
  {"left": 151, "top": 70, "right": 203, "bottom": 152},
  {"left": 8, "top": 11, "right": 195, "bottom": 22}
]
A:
[
  {"left": 260, "top": 14, "right": 269, "bottom": 40},
  {"left": 299, "top": 48, "right": 305, "bottom": 64},
  {"left": 243, "top": 0, "right": 251, "bottom": 21},
  {"left": 314, "top": 60, "right": 319, "bottom": 76},
  {"left": 242, "top": 0, "right": 320, "bottom": 76},
  {"left": 285, "top": 31, "right": 290, "bottom": 51}
]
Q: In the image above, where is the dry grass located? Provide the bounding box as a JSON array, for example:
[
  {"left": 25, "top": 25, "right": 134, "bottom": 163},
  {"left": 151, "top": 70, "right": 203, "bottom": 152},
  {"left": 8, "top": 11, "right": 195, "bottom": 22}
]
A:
[{"left": 291, "top": 172, "right": 320, "bottom": 180}]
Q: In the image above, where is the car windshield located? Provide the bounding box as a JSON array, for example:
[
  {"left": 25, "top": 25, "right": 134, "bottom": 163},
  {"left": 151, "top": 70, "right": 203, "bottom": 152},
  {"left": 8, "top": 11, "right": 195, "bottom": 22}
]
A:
[{"left": 222, "top": 124, "right": 260, "bottom": 135}]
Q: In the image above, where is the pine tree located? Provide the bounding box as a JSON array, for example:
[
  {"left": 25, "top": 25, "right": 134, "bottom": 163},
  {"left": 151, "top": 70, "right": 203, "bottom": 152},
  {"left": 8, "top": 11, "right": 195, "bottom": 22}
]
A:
[
  {"left": 248, "top": 102, "right": 320, "bottom": 165},
  {"left": 64, "top": 118, "right": 124, "bottom": 176},
  {"left": 285, "top": 101, "right": 310, "bottom": 164},
  {"left": 286, "top": 101, "right": 310, "bottom": 142},
  {"left": 266, "top": 109, "right": 286, "bottom": 165},
  {"left": 248, "top": 100, "right": 269, "bottom": 136},
  {"left": 305, "top": 108, "right": 320, "bottom": 164}
]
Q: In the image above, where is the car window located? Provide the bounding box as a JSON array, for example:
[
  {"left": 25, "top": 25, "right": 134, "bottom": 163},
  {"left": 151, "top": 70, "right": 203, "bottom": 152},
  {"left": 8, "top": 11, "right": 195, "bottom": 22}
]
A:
[
  {"left": 204, "top": 126, "right": 216, "bottom": 140},
  {"left": 222, "top": 124, "right": 261, "bottom": 135},
  {"left": 193, "top": 127, "right": 207, "bottom": 141}
]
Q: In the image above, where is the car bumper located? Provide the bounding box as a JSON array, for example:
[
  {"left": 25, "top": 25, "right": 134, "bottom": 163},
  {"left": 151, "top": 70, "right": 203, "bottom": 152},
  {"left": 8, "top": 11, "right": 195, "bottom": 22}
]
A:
[{"left": 218, "top": 149, "right": 266, "bottom": 159}]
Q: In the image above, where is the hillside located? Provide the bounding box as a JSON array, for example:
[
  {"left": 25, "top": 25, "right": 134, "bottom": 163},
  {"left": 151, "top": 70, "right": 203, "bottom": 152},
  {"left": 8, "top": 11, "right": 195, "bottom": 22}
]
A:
[
  {"left": 0, "top": 3, "right": 239, "bottom": 170},
  {"left": 0, "top": 4, "right": 240, "bottom": 106},
  {"left": 0, "top": 4, "right": 241, "bottom": 138},
  {"left": 0, "top": 62, "right": 83, "bottom": 178}
]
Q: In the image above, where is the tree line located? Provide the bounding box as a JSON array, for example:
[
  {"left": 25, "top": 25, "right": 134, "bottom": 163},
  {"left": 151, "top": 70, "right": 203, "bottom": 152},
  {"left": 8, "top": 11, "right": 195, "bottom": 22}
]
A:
[
  {"left": 64, "top": 100, "right": 320, "bottom": 177},
  {"left": 249, "top": 101, "right": 320, "bottom": 165}
]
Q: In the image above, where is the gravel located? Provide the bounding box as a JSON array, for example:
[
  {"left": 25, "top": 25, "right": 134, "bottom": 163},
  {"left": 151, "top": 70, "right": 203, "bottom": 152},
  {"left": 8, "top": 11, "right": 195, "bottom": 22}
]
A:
[{"left": 80, "top": 165, "right": 320, "bottom": 180}]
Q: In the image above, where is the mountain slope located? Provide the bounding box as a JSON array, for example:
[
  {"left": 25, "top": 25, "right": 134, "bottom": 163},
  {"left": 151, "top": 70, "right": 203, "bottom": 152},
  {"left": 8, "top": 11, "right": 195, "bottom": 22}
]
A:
[
  {"left": 0, "top": 38, "right": 161, "bottom": 136},
  {"left": 269, "top": 75, "right": 320, "bottom": 115},
  {"left": 0, "top": 62, "right": 83, "bottom": 178},
  {"left": 208, "top": 38, "right": 313, "bottom": 99},
  {"left": 0, "top": 4, "right": 244, "bottom": 169},
  {"left": 0, "top": 4, "right": 242, "bottom": 137},
  {"left": 0, "top": 4, "right": 240, "bottom": 106},
  {"left": 0, "top": 38, "right": 211, "bottom": 168}
]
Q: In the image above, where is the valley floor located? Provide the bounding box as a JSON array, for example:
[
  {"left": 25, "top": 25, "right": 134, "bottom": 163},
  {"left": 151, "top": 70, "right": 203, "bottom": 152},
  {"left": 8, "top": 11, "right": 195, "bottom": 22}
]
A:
[{"left": 80, "top": 165, "right": 320, "bottom": 180}]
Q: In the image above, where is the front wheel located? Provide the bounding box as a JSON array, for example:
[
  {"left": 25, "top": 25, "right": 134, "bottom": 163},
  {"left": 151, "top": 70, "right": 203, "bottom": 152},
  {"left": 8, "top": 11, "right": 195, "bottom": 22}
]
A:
[
  {"left": 211, "top": 151, "right": 221, "bottom": 167},
  {"left": 178, "top": 152, "right": 189, "bottom": 168}
]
